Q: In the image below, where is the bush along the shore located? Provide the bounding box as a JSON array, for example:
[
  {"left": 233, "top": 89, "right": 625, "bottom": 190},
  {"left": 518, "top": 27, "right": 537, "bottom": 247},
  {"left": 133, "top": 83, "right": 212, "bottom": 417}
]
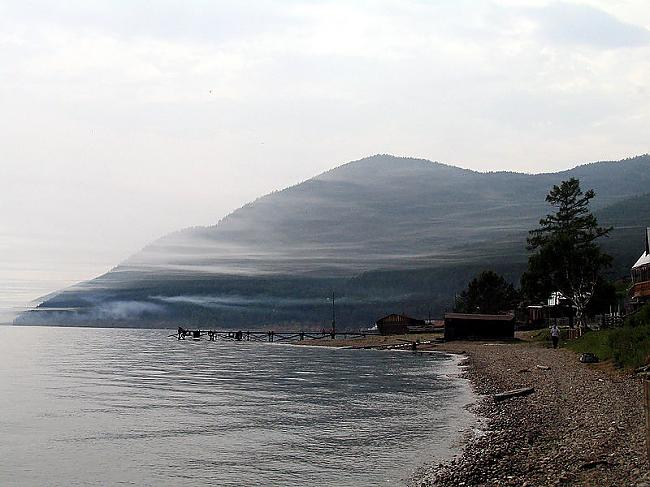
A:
[{"left": 566, "top": 303, "right": 650, "bottom": 369}]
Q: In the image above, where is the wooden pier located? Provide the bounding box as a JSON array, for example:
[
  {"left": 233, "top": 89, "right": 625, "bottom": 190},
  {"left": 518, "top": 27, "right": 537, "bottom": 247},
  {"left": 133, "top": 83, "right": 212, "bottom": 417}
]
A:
[{"left": 172, "top": 328, "right": 379, "bottom": 342}]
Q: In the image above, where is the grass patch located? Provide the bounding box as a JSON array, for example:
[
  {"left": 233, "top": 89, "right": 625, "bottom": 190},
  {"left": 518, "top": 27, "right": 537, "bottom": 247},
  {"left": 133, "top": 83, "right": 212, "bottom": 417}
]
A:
[
  {"left": 565, "top": 304, "right": 650, "bottom": 369},
  {"left": 565, "top": 329, "right": 615, "bottom": 362},
  {"left": 522, "top": 328, "right": 550, "bottom": 342},
  {"left": 607, "top": 324, "right": 650, "bottom": 369}
]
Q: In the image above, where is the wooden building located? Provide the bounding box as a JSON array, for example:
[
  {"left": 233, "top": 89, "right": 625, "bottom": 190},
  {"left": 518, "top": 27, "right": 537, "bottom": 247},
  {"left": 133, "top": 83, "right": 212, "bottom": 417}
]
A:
[
  {"left": 519, "top": 291, "right": 575, "bottom": 329},
  {"left": 443, "top": 313, "right": 515, "bottom": 341},
  {"left": 630, "top": 227, "right": 650, "bottom": 308},
  {"left": 375, "top": 314, "right": 426, "bottom": 335}
]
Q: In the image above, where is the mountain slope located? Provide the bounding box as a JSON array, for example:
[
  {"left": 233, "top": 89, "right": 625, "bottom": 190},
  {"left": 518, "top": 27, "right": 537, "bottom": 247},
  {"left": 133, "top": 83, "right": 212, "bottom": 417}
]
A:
[
  {"left": 16, "top": 154, "right": 650, "bottom": 328},
  {"left": 596, "top": 192, "right": 650, "bottom": 275}
]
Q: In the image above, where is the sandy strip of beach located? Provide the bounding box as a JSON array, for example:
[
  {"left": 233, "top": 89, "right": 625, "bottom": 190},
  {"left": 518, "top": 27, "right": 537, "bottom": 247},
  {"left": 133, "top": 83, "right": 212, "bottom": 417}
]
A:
[{"left": 296, "top": 333, "right": 649, "bottom": 486}]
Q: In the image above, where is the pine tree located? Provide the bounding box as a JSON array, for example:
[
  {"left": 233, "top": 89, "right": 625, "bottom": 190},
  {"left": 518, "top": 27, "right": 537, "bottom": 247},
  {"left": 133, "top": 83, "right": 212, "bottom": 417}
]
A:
[{"left": 522, "top": 178, "right": 612, "bottom": 330}]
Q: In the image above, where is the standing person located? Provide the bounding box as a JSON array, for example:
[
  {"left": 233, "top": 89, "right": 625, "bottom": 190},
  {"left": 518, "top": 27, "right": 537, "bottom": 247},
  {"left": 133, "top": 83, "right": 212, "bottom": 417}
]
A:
[{"left": 550, "top": 324, "right": 560, "bottom": 349}]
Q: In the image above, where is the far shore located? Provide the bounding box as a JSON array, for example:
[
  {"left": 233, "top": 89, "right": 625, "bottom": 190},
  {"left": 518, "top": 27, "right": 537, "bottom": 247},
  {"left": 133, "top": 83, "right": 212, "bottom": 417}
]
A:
[{"left": 296, "top": 332, "right": 649, "bottom": 486}]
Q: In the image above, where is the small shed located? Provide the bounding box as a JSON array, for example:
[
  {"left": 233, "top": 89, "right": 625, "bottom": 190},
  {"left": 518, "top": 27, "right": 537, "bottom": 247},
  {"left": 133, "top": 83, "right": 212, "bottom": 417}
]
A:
[
  {"left": 444, "top": 313, "right": 515, "bottom": 341},
  {"left": 375, "top": 314, "right": 426, "bottom": 335}
]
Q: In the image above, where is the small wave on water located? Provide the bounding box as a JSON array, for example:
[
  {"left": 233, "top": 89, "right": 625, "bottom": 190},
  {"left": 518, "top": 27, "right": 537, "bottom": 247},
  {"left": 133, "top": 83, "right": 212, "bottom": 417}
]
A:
[{"left": 0, "top": 326, "right": 477, "bottom": 486}]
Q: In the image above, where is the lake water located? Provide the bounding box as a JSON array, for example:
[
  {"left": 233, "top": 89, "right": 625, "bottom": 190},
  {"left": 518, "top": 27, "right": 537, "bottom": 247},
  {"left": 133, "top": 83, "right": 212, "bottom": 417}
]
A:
[{"left": 0, "top": 326, "right": 476, "bottom": 486}]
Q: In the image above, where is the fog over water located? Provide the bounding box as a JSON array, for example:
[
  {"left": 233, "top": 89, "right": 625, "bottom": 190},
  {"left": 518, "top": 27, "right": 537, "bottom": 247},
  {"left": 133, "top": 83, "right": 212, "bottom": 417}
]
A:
[
  {"left": 3, "top": 1, "right": 650, "bottom": 320},
  {"left": 0, "top": 326, "right": 476, "bottom": 486}
]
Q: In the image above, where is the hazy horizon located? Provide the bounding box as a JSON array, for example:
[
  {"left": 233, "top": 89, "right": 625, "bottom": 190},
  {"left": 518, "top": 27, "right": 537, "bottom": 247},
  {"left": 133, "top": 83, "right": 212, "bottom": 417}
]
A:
[{"left": 3, "top": 0, "right": 650, "bottom": 322}]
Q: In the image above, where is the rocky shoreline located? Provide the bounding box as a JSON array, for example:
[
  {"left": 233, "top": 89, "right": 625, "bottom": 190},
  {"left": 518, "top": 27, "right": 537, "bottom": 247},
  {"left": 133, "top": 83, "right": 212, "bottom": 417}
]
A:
[{"left": 411, "top": 339, "right": 649, "bottom": 486}]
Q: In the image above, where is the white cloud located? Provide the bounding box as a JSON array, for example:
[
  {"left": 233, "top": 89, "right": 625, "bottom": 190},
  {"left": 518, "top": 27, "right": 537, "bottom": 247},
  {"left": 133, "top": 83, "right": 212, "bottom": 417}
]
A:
[{"left": 525, "top": 2, "right": 650, "bottom": 48}]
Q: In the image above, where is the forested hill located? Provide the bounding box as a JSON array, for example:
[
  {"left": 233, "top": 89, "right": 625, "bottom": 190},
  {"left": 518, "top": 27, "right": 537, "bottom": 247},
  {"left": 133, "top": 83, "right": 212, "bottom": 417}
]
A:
[
  {"left": 596, "top": 191, "right": 650, "bottom": 273},
  {"left": 121, "top": 154, "right": 650, "bottom": 276},
  {"left": 16, "top": 154, "right": 650, "bottom": 328}
]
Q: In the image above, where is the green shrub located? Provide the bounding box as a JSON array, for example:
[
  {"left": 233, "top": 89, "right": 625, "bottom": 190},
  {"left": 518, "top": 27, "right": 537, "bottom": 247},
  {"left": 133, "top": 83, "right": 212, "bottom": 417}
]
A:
[
  {"left": 607, "top": 323, "right": 650, "bottom": 368},
  {"left": 560, "top": 304, "right": 650, "bottom": 369},
  {"left": 626, "top": 303, "right": 650, "bottom": 328}
]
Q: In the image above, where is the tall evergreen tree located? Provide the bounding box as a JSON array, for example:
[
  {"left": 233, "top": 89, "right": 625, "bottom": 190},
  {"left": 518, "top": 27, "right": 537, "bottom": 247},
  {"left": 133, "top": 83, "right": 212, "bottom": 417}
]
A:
[{"left": 522, "top": 178, "right": 612, "bottom": 329}]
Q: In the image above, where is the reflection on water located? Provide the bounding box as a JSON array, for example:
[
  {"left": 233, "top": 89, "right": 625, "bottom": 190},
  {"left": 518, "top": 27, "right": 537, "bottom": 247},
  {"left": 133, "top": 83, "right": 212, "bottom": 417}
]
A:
[{"left": 0, "top": 326, "right": 474, "bottom": 486}]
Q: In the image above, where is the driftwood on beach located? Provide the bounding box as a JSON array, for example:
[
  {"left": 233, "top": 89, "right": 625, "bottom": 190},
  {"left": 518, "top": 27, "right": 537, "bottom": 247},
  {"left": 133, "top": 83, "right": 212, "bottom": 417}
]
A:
[{"left": 493, "top": 387, "right": 535, "bottom": 402}]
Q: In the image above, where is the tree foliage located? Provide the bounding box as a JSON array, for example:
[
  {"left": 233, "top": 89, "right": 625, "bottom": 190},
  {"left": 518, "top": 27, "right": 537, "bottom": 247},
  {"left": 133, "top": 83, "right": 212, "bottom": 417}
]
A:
[
  {"left": 455, "top": 270, "right": 519, "bottom": 314},
  {"left": 584, "top": 278, "right": 618, "bottom": 316},
  {"left": 522, "top": 178, "right": 612, "bottom": 326}
]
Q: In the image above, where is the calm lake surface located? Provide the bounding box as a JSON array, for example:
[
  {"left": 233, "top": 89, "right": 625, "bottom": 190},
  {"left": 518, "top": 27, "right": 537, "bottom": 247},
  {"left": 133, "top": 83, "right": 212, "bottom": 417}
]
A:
[{"left": 0, "top": 326, "right": 475, "bottom": 486}]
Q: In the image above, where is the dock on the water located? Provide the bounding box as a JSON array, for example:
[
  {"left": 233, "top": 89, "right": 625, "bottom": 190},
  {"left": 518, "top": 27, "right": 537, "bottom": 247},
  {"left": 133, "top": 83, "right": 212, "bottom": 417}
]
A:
[{"left": 172, "top": 328, "right": 378, "bottom": 342}]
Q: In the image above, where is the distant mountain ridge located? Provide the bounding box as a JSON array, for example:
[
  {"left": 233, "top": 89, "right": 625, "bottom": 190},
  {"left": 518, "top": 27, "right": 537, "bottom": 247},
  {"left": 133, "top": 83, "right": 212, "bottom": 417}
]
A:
[
  {"left": 124, "top": 154, "right": 650, "bottom": 275},
  {"left": 17, "top": 154, "right": 650, "bottom": 328}
]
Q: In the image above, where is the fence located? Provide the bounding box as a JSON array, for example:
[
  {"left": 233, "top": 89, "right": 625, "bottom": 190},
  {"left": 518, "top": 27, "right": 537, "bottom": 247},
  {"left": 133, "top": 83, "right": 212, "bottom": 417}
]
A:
[{"left": 587, "top": 314, "right": 624, "bottom": 329}]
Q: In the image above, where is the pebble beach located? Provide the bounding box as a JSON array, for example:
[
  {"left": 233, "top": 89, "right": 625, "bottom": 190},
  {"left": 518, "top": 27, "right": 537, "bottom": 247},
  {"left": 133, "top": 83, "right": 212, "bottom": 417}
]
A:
[{"left": 417, "top": 338, "right": 648, "bottom": 486}]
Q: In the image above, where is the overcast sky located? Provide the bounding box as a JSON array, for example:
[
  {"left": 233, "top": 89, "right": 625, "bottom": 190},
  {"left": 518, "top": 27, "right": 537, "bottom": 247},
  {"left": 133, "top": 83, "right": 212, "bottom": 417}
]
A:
[{"left": 1, "top": 0, "right": 650, "bottom": 319}]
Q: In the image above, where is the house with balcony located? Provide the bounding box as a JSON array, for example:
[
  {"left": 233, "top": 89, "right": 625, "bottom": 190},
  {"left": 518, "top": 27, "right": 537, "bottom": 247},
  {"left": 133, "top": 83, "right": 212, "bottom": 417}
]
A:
[{"left": 630, "top": 227, "right": 650, "bottom": 309}]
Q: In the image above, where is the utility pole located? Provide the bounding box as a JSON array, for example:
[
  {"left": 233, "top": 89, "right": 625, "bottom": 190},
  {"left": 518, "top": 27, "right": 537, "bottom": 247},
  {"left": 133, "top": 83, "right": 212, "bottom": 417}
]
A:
[{"left": 331, "top": 290, "right": 336, "bottom": 337}]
